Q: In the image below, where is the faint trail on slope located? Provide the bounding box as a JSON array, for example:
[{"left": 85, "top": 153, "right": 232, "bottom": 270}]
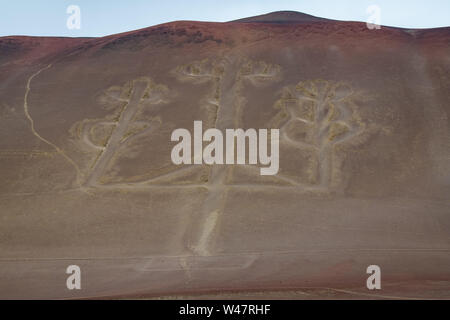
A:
[{"left": 23, "top": 64, "right": 82, "bottom": 188}]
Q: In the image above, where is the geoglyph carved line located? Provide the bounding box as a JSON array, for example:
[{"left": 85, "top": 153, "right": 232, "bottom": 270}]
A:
[{"left": 271, "top": 79, "right": 365, "bottom": 191}]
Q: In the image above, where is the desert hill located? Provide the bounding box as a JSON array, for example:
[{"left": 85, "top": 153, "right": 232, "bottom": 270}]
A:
[
  {"left": 231, "top": 10, "right": 329, "bottom": 23},
  {"left": 0, "top": 11, "right": 449, "bottom": 299}
]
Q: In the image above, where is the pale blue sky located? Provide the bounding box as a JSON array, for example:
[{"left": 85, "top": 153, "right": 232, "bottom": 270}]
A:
[{"left": 1, "top": 0, "right": 449, "bottom": 37}]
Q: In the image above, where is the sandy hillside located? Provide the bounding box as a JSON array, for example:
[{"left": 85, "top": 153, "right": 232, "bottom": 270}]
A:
[{"left": 0, "top": 11, "right": 449, "bottom": 299}]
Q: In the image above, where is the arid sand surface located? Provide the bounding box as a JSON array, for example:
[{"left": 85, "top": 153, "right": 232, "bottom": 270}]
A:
[{"left": 0, "top": 12, "right": 449, "bottom": 299}]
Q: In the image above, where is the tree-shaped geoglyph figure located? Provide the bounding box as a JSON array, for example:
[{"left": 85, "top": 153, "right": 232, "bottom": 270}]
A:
[
  {"left": 71, "top": 77, "right": 168, "bottom": 187},
  {"left": 271, "top": 79, "right": 364, "bottom": 190},
  {"left": 175, "top": 56, "right": 281, "bottom": 256}
]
